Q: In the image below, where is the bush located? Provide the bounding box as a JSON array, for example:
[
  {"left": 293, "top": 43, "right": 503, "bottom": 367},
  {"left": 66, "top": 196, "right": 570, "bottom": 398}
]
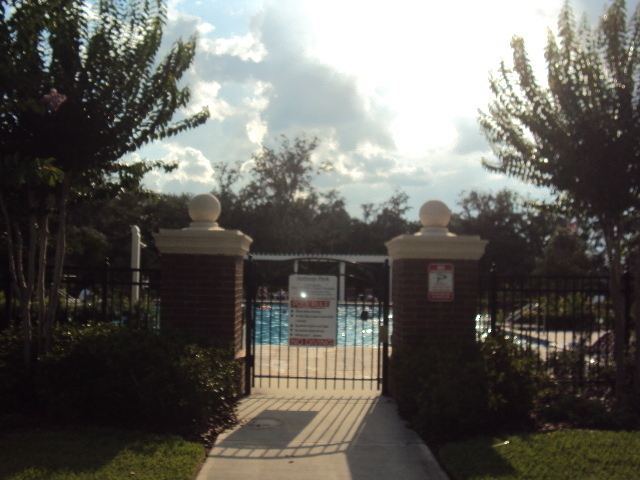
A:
[
  {"left": 36, "top": 324, "right": 239, "bottom": 440},
  {"left": 540, "top": 392, "right": 640, "bottom": 430},
  {"left": 391, "top": 337, "right": 488, "bottom": 443},
  {"left": 390, "top": 335, "right": 549, "bottom": 444},
  {"left": 481, "top": 336, "right": 550, "bottom": 427},
  {"left": 0, "top": 327, "right": 31, "bottom": 415}
]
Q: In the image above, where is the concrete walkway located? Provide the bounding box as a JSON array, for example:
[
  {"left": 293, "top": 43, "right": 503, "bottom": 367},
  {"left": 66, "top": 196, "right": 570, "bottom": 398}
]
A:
[{"left": 196, "top": 388, "right": 449, "bottom": 480}]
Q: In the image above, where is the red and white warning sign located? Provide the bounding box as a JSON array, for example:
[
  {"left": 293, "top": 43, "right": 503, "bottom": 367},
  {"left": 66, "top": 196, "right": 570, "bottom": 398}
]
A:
[
  {"left": 428, "top": 263, "right": 454, "bottom": 302},
  {"left": 288, "top": 275, "right": 338, "bottom": 347}
]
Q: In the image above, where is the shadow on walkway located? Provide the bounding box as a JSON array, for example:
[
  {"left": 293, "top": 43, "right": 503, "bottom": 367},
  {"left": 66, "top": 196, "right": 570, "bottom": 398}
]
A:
[{"left": 196, "top": 389, "right": 448, "bottom": 480}]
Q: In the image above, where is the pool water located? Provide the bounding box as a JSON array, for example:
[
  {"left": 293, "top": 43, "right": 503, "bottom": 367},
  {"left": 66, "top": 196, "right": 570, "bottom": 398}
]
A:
[{"left": 252, "top": 303, "right": 391, "bottom": 347}]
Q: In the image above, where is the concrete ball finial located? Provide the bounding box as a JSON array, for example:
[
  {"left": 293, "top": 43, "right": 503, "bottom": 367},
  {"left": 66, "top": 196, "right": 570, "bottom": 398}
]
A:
[
  {"left": 188, "top": 194, "right": 221, "bottom": 228},
  {"left": 420, "top": 200, "right": 451, "bottom": 227},
  {"left": 417, "top": 200, "right": 454, "bottom": 236}
]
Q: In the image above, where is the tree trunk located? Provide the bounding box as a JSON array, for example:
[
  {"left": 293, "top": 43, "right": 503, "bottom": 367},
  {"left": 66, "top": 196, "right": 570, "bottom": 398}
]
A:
[
  {"left": 43, "top": 183, "right": 69, "bottom": 354},
  {"left": 36, "top": 213, "right": 49, "bottom": 355},
  {"left": 0, "top": 190, "right": 26, "bottom": 342},
  {"left": 1, "top": 183, "right": 69, "bottom": 363},
  {"left": 20, "top": 213, "right": 40, "bottom": 367},
  {"left": 0, "top": 188, "right": 43, "bottom": 367},
  {"left": 603, "top": 226, "right": 628, "bottom": 402},
  {"left": 2, "top": 215, "right": 32, "bottom": 365}
]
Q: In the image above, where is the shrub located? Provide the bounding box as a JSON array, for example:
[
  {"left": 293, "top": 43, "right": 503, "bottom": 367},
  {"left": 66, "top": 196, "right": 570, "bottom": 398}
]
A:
[
  {"left": 548, "top": 348, "right": 584, "bottom": 375},
  {"left": 481, "top": 335, "right": 550, "bottom": 427},
  {"left": 390, "top": 335, "right": 549, "bottom": 444},
  {"left": 540, "top": 392, "right": 640, "bottom": 430},
  {"left": 37, "top": 324, "right": 239, "bottom": 440},
  {"left": 0, "top": 327, "right": 31, "bottom": 415},
  {"left": 391, "top": 337, "right": 488, "bottom": 443}
]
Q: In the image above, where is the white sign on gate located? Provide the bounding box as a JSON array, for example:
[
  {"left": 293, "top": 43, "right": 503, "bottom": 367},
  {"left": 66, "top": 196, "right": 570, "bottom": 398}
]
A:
[{"left": 288, "top": 275, "right": 338, "bottom": 347}]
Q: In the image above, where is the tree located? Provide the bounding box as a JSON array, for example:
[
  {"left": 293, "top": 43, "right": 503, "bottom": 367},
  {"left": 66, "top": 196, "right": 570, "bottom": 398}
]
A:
[
  {"left": 0, "top": 0, "right": 209, "bottom": 364},
  {"left": 449, "top": 189, "right": 563, "bottom": 275},
  {"left": 533, "top": 227, "right": 593, "bottom": 276},
  {"left": 305, "top": 190, "right": 353, "bottom": 253},
  {"left": 65, "top": 191, "right": 192, "bottom": 269},
  {"left": 209, "top": 136, "right": 417, "bottom": 254},
  {"left": 239, "top": 136, "right": 327, "bottom": 253},
  {"left": 212, "top": 135, "right": 336, "bottom": 253},
  {"left": 241, "top": 136, "right": 328, "bottom": 208},
  {"left": 352, "top": 190, "right": 417, "bottom": 255},
  {"left": 479, "top": 0, "right": 640, "bottom": 398}
]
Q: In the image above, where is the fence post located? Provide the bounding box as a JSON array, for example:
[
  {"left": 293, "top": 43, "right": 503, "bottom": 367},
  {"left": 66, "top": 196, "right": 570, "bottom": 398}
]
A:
[
  {"left": 489, "top": 264, "right": 498, "bottom": 336},
  {"left": 1, "top": 261, "right": 11, "bottom": 330},
  {"left": 101, "top": 258, "right": 110, "bottom": 322},
  {"left": 131, "top": 225, "right": 141, "bottom": 309},
  {"left": 244, "top": 254, "right": 255, "bottom": 395},
  {"left": 381, "top": 258, "right": 391, "bottom": 396},
  {"left": 623, "top": 269, "right": 632, "bottom": 348}
]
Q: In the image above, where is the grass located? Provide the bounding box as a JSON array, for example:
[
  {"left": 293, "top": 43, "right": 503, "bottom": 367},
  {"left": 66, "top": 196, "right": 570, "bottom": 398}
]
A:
[
  {"left": 438, "top": 429, "right": 640, "bottom": 480},
  {"left": 0, "top": 426, "right": 206, "bottom": 480}
]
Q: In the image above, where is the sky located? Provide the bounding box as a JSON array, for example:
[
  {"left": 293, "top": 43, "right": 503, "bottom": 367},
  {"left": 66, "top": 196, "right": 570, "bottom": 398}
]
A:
[{"left": 130, "top": 0, "right": 614, "bottom": 220}]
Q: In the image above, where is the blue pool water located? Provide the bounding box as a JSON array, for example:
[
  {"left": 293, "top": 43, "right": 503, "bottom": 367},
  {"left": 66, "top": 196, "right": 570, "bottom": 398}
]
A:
[{"left": 253, "top": 303, "right": 391, "bottom": 347}]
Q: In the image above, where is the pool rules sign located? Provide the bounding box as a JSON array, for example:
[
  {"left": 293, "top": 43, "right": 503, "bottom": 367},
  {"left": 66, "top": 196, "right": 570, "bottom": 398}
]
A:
[
  {"left": 428, "top": 263, "right": 454, "bottom": 302},
  {"left": 288, "top": 275, "right": 338, "bottom": 347}
]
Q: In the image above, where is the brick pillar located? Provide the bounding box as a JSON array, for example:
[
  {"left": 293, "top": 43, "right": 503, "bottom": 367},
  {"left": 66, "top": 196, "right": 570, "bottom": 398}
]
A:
[
  {"left": 153, "top": 194, "right": 252, "bottom": 388},
  {"left": 158, "top": 253, "right": 246, "bottom": 348},
  {"left": 385, "top": 200, "right": 487, "bottom": 346}
]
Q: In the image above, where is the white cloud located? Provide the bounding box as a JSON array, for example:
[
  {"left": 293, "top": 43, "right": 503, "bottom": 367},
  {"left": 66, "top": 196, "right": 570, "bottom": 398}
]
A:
[
  {"left": 182, "top": 80, "right": 234, "bottom": 119},
  {"left": 356, "top": 142, "right": 388, "bottom": 159},
  {"left": 246, "top": 117, "right": 268, "bottom": 143},
  {"left": 199, "top": 33, "right": 267, "bottom": 61},
  {"left": 243, "top": 80, "right": 271, "bottom": 110},
  {"left": 143, "top": 143, "right": 216, "bottom": 192},
  {"left": 196, "top": 22, "right": 215, "bottom": 35},
  {"left": 139, "top": 0, "right": 608, "bottom": 218}
]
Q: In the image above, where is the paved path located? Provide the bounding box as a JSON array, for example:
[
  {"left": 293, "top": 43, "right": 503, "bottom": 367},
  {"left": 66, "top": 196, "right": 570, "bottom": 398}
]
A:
[{"left": 196, "top": 388, "right": 449, "bottom": 480}]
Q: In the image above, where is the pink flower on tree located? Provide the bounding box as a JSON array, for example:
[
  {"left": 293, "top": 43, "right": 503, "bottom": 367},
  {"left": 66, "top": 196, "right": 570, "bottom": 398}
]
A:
[{"left": 43, "top": 88, "right": 67, "bottom": 111}]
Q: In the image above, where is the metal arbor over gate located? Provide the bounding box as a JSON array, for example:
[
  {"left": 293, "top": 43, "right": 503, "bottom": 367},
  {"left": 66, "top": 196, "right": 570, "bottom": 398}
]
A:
[{"left": 244, "top": 256, "right": 390, "bottom": 393}]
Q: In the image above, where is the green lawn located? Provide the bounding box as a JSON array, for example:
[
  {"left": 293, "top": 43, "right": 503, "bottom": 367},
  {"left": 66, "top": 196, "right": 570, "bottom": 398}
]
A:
[
  {"left": 0, "top": 426, "right": 206, "bottom": 480},
  {"left": 439, "top": 430, "right": 640, "bottom": 480}
]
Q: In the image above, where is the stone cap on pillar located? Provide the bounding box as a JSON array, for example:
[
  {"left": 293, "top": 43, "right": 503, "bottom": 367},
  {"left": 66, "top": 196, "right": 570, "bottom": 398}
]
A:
[
  {"left": 153, "top": 193, "right": 253, "bottom": 256},
  {"left": 385, "top": 199, "right": 487, "bottom": 260}
]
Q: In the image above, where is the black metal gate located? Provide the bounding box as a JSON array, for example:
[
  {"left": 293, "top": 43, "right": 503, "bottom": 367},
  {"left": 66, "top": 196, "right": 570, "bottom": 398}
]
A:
[{"left": 244, "top": 256, "right": 390, "bottom": 393}]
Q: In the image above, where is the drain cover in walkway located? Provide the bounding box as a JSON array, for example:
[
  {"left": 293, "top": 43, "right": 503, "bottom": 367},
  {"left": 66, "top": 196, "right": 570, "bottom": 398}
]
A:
[{"left": 246, "top": 418, "right": 284, "bottom": 429}]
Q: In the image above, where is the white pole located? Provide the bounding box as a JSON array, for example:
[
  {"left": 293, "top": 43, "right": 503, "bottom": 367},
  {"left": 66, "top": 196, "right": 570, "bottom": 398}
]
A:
[{"left": 131, "top": 225, "right": 141, "bottom": 307}]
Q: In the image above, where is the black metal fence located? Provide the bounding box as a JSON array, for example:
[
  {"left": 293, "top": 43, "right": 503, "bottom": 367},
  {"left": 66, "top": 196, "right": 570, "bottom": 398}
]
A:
[
  {"left": 5, "top": 260, "right": 633, "bottom": 390},
  {"left": 477, "top": 271, "right": 634, "bottom": 388},
  {"left": 1, "top": 265, "right": 161, "bottom": 330}
]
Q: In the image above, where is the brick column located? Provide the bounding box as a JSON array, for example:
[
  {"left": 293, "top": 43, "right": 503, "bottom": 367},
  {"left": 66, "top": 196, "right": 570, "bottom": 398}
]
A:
[
  {"left": 153, "top": 194, "right": 252, "bottom": 355},
  {"left": 385, "top": 200, "right": 487, "bottom": 346}
]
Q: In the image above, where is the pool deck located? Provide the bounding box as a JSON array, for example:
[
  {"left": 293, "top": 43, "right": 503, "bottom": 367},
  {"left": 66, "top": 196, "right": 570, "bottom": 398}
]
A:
[{"left": 251, "top": 346, "right": 388, "bottom": 391}]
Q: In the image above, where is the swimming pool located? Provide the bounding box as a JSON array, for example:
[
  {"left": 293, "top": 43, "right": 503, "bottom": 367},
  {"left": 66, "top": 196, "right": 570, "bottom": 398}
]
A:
[{"left": 252, "top": 303, "right": 391, "bottom": 347}]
